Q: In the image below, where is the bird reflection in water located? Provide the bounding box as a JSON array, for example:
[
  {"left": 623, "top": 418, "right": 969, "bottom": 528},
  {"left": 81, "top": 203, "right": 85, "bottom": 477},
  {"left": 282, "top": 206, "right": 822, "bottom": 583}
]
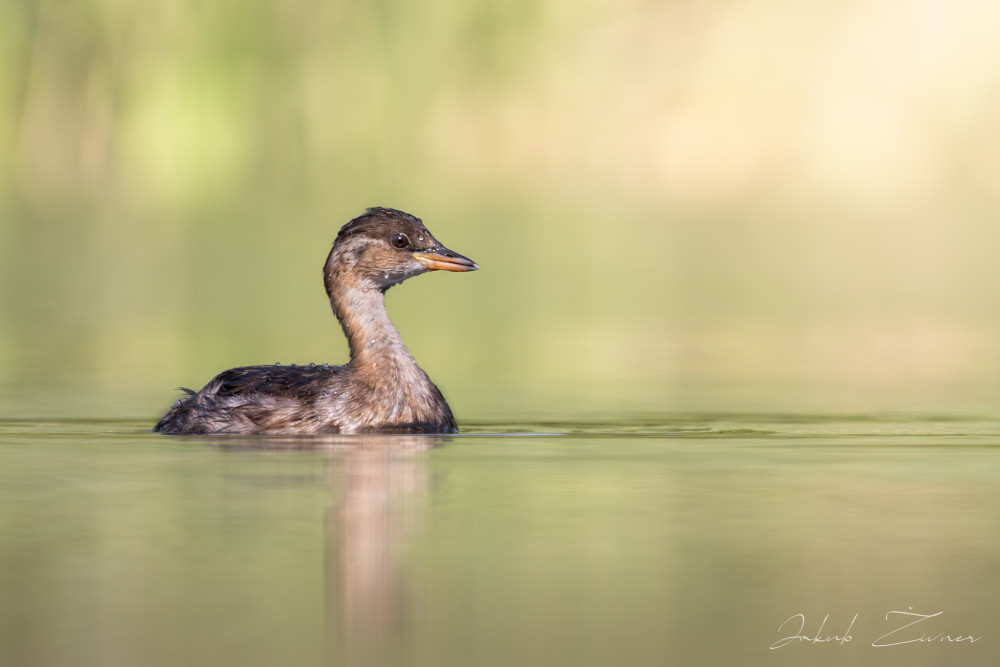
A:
[
  {"left": 330, "top": 434, "right": 440, "bottom": 666},
  {"left": 215, "top": 433, "right": 444, "bottom": 666}
]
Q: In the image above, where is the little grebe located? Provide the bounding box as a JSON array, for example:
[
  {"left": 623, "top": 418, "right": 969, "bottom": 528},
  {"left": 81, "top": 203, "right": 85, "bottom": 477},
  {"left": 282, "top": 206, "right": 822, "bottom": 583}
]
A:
[{"left": 154, "top": 207, "right": 478, "bottom": 435}]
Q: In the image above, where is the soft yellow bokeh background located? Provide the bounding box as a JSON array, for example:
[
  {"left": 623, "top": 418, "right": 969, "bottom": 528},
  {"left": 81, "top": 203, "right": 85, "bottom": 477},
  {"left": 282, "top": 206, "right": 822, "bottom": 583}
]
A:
[{"left": 2, "top": 0, "right": 999, "bottom": 419}]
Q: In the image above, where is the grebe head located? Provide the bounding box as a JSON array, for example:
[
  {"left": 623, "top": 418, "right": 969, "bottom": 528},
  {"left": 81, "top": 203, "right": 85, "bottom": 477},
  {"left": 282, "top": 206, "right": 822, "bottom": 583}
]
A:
[{"left": 325, "top": 207, "right": 478, "bottom": 292}]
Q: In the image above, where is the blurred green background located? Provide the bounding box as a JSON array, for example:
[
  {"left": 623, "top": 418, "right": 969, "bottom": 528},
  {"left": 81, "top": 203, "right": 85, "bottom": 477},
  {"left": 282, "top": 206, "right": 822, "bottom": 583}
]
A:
[{"left": 2, "top": 0, "right": 1000, "bottom": 420}]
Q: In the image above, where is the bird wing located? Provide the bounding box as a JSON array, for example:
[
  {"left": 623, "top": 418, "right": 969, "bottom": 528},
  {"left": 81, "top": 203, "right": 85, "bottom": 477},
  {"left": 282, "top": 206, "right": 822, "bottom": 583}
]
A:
[{"left": 204, "top": 365, "right": 342, "bottom": 401}]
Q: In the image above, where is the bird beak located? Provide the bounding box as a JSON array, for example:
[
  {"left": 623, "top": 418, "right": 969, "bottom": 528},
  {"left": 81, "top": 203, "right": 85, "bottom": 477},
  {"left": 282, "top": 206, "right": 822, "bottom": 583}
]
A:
[{"left": 412, "top": 247, "right": 479, "bottom": 272}]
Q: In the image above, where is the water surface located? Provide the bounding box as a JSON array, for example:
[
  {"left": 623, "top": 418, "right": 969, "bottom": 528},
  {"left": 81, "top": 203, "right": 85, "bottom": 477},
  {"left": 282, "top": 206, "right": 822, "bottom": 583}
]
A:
[{"left": 2, "top": 414, "right": 998, "bottom": 667}]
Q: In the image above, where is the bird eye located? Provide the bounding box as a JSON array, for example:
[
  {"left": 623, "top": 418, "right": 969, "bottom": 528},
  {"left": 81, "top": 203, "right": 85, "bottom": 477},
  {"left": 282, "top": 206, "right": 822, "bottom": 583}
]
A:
[{"left": 390, "top": 233, "right": 410, "bottom": 249}]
